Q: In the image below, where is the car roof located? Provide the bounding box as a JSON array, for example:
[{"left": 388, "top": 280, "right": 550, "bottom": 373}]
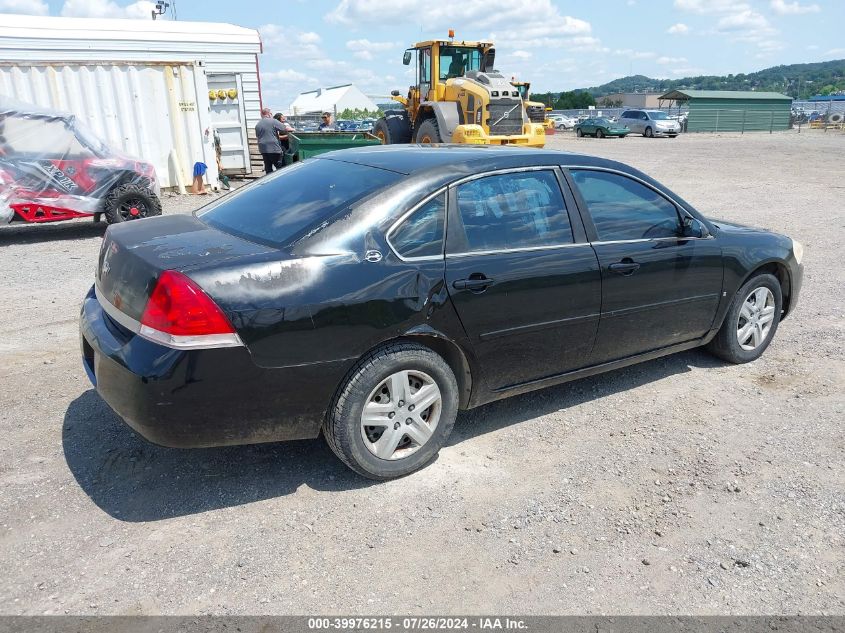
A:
[{"left": 316, "top": 145, "right": 627, "bottom": 176}]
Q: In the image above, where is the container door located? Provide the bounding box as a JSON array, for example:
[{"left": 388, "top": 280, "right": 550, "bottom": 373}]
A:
[{"left": 207, "top": 73, "right": 250, "bottom": 174}]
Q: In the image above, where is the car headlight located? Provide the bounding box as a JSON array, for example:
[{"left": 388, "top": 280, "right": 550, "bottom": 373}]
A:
[{"left": 791, "top": 239, "right": 804, "bottom": 265}]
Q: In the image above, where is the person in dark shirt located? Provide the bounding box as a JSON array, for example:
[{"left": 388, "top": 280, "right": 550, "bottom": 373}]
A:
[
  {"left": 318, "top": 112, "right": 335, "bottom": 131},
  {"left": 255, "top": 108, "right": 288, "bottom": 175}
]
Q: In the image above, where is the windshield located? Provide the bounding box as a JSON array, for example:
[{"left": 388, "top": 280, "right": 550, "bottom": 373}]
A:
[
  {"left": 648, "top": 111, "right": 669, "bottom": 120},
  {"left": 514, "top": 85, "right": 528, "bottom": 99},
  {"left": 439, "top": 46, "right": 482, "bottom": 80},
  {"left": 199, "top": 159, "right": 401, "bottom": 248}
]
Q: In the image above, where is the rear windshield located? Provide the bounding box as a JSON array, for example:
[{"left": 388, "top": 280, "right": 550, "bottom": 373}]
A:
[{"left": 198, "top": 159, "right": 401, "bottom": 247}]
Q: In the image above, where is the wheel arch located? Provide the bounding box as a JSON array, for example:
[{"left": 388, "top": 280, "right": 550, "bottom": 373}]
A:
[
  {"left": 417, "top": 101, "right": 461, "bottom": 141},
  {"left": 335, "top": 330, "right": 474, "bottom": 410},
  {"left": 742, "top": 260, "right": 793, "bottom": 319}
]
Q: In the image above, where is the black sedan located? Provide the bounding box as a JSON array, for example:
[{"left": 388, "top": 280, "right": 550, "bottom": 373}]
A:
[{"left": 80, "top": 146, "right": 803, "bottom": 479}]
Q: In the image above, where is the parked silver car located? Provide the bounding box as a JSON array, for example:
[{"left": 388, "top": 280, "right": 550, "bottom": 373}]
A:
[{"left": 618, "top": 110, "right": 681, "bottom": 138}]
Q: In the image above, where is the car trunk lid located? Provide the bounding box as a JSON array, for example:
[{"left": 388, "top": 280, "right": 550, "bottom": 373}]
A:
[{"left": 96, "top": 214, "right": 275, "bottom": 323}]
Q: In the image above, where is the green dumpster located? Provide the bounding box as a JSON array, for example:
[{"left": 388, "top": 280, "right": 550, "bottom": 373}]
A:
[{"left": 285, "top": 132, "right": 381, "bottom": 164}]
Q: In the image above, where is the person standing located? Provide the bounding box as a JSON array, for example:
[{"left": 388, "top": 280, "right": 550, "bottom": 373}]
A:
[
  {"left": 318, "top": 112, "right": 335, "bottom": 131},
  {"left": 255, "top": 107, "right": 287, "bottom": 175}
]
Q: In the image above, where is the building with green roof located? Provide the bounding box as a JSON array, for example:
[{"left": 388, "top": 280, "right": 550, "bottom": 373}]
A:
[{"left": 659, "top": 90, "right": 792, "bottom": 132}]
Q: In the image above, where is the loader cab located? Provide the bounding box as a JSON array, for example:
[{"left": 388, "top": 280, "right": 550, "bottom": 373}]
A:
[
  {"left": 402, "top": 37, "right": 494, "bottom": 106},
  {"left": 512, "top": 81, "right": 530, "bottom": 100}
]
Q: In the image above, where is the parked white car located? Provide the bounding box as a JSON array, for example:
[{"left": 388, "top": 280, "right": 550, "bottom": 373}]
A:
[{"left": 550, "top": 115, "right": 576, "bottom": 130}]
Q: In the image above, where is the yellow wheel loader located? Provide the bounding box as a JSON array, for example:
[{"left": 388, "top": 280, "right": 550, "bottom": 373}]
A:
[
  {"left": 373, "top": 32, "right": 546, "bottom": 147},
  {"left": 511, "top": 80, "right": 549, "bottom": 127}
]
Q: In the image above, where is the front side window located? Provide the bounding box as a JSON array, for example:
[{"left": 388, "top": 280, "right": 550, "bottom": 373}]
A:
[
  {"left": 389, "top": 193, "right": 445, "bottom": 259},
  {"left": 455, "top": 170, "right": 572, "bottom": 252},
  {"left": 439, "top": 47, "right": 482, "bottom": 80},
  {"left": 570, "top": 170, "right": 681, "bottom": 241},
  {"left": 199, "top": 159, "right": 400, "bottom": 247}
]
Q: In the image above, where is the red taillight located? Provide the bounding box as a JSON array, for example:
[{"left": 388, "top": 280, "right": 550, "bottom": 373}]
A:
[{"left": 140, "top": 270, "right": 235, "bottom": 336}]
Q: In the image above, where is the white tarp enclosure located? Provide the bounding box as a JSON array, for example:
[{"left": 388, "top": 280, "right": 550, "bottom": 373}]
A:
[{"left": 0, "top": 14, "right": 263, "bottom": 186}]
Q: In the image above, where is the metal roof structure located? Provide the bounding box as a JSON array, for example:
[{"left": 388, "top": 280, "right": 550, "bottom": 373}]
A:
[
  {"left": 288, "top": 84, "right": 379, "bottom": 115},
  {"left": 660, "top": 89, "right": 792, "bottom": 101},
  {"left": 0, "top": 13, "right": 261, "bottom": 51}
]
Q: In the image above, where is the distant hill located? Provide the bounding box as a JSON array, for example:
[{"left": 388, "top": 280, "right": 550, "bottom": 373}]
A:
[{"left": 584, "top": 60, "right": 845, "bottom": 100}]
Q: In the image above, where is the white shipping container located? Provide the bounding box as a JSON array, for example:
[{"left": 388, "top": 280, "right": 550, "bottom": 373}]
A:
[
  {"left": 0, "top": 61, "right": 216, "bottom": 190},
  {"left": 0, "top": 14, "right": 264, "bottom": 183}
]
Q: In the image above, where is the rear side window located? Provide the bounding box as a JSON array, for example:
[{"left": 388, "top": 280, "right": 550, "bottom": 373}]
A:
[
  {"left": 621, "top": 111, "right": 632, "bottom": 118},
  {"left": 455, "top": 170, "right": 572, "bottom": 252},
  {"left": 570, "top": 170, "right": 681, "bottom": 241},
  {"left": 199, "top": 159, "right": 400, "bottom": 247},
  {"left": 389, "top": 193, "right": 445, "bottom": 259}
]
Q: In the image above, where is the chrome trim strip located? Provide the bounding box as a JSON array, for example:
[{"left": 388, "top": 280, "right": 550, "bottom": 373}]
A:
[
  {"left": 138, "top": 325, "right": 244, "bottom": 350},
  {"left": 445, "top": 242, "right": 589, "bottom": 259},
  {"left": 95, "top": 285, "right": 140, "bottom": 334},
  {"left": 95, "top": 285, "right": 243, "bottom": 350},
  {"left": 385, "top": 188, "right": 448, "bottom": 263},
  {"left": 447, "top": 165, "right": 556, "bottom": 188}
]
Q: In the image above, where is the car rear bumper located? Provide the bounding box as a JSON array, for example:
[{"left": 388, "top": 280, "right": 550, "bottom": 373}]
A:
[{"left": 79, "top": 286, "right": 351, "bottom": 448}]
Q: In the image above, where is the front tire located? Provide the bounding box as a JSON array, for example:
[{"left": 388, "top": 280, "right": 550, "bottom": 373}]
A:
[
  {"left": 596, "top": 129, "right": 605, "bottom": 138},
  {"left": 576, "top": 128, "right": 584, "bottom": 137},
  {"left": 415, "top": 118, "right": 442, "bottom": 144},
  {"left": 103, "top": 183, "right": 162, "bottom": 224},
  {"left": 706, "top": 273, "right": 782, "bottom": 364},
  {"left": 644, "top": 126, "right": 654, "bottom": 138},
  {"left": 324, "top": 343, "right": 459, "bottom": 480}
]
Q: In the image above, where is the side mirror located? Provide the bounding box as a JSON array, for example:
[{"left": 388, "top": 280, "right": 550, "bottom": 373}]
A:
[
  {"left": 390, "top": 90, "right": 401, "bottom": 97},
  {"left": 682, "top": 215, "right": 709, "bottom": 238},
  {"left": 403, "top": 50, "right": 412, "bottom": 65}
]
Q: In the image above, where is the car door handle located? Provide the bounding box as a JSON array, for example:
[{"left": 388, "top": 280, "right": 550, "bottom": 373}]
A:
[
  {"left": 608, "top": 260, "right": 641, "bottom": 276},
  {"left": 453, "top": 276, "right": 494, "bottom": 291}
]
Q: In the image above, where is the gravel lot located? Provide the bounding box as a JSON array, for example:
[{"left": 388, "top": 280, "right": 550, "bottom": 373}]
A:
[{"left": 1, "top": 130, "right": 843, "bottom": 616}]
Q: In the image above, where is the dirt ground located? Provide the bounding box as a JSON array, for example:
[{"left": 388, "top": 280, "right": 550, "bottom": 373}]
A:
[{"left": 0, "top": 130, "right": 843, "bottom": 616}]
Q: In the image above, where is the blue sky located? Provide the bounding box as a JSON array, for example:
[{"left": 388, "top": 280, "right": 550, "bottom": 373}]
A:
[{"left": 3, "top": 0, "right": 843, "bottom": 109}]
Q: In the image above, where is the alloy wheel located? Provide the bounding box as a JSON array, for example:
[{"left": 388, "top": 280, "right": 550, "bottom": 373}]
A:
[
  {"left": 360, "top": 370, "right": 442, "bottom": 460},
  {"left": 736, "top": 287, "right": 776, "bottom": 351}
]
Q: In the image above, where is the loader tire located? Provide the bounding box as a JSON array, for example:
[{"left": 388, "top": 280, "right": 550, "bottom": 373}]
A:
[
  {"left": 415, "top": 118, "right": 442, "bottom": 144},
  {"left": 373, "top": 110, "right": 412, "bottom": 144}
]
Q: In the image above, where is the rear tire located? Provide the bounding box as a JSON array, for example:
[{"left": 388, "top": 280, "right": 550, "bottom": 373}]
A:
[
  {"left": 415, "top": 118, "right": 442, "bottom": 144},
  {"left": 373, "top": 110, "right": 412, "bottom": 144},
  {"left": 644, "top": 126, "right": 654, "bottom": 138},
  {"left": 596, "top": 129, "right": 605, "bottom": 138},
  {"left": 576, "top": 128, "right": 583, "bottom": 137},
  {"left": 103, "top": 183, "right": 162, "bottom": 224},
  {"left": 706, "top": 273, "right": 782, "bottom": 364},
  {"left": 324, "top": 343, "right": 459, "bottom": 480}
]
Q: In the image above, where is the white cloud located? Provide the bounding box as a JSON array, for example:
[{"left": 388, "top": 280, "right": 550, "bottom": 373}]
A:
[
  {"left": 327, "top": 0, "right": 592, "bottom": 49},
  {"left": 260, "top": 24, "right": 324, "bottom": 60},
  {"left": 511, "top": 50, "right": 533, "bottom": 59},
  {"left": 667, "top": 23, "right": 690, "bottom": 35},
  {"left": 670, "top": 67, "right": 707, "bottom": 76},
  {"left": 717, "top": 9, "right": 771, "bottom": 31},
  {"left": 825, "top": 48, "right": 845, "bottom": 57},
  {"left": 770, "top": 0, "right": 820, "bottom": 15},
  {"left": 346, "top": 39, "right": 394, "bottom": 51},
  {"left": 657, "top": 56, "right": 688, "bottom": 64},
  {"left": 60, "top": 0, "right": 156, "bottom": 19},
  {"left": 0, "top": 0, "right": 48, "bottom": 14},
  {"left": 674, "top": 0, "right": 749, "bottom": 13},
  {"left": 613, "top": 49, "right": 656, "bottom": 59}
]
